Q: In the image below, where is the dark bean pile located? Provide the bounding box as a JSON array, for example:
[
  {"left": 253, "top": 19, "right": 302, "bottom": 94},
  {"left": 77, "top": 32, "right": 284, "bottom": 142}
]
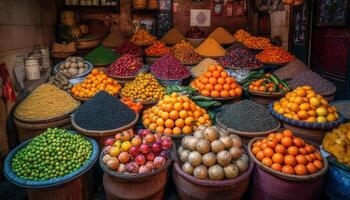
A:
[
  {"left": 218, "top": 48, "right": 262, "bottom": 69},
  {"left": 218, "top": 100, "right": 279, "bottom": 132},
  {"left": 288, "top": 70, "right": 336, "bottom": 96},
  {"left": 74, "top": 91, "right": 136, "bottom": 130},
  {"left": 273, "top": 59, "right": 309, "bottom": 80},
  {"left": 226, "top": 42, "right": 249, "bottom": 52},
  {"left": 150, "top": 53, "right": 190, "bottom": 80}
]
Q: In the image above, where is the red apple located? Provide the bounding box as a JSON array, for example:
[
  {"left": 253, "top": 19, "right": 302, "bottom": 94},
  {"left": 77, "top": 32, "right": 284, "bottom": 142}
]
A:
[
  {"left": 126, "top": 162, "right": 139, "bottom": 173},
  {"left": 138, "top": 165, "right": 150, "bottom": 173},
  {"left": 144, "top": 134, "right": 156, "bottom": 143},
  {"left": 103, "top": 146, "right": 112, "bottom": 154},
  {"left": 153, "top": 156, "right": 166, "bottom": 169},
  {"left": 135, "top": 154, "right": 146, "bottom": 165},
  {"left": 114, "top": 133, "right": 122, "bottom": 141},
  {"left": 152, "top": 142, "right": 162, "bottom": 154},
  {"left": 129, "top": 146, "right": 140, "bottom": 157},
  {"left": 131, "top": 135, "right": 142, "bottom": 146},
  {"left": 145, "top": 161, "right": 154, "bottom": 171},
  {"left": 154, "top": 133, "right": 162, "bottom": 142},
  {"left": 161, "top": 135, "right": 171, "bottom": 141},
  {"left": 140, "top": 143, "right": 151, "bottom": 154},
  {"left": 105, "top": 138, "right": 115, "bottom": 146},
  {"left": 140, "top": 129, "right": 151, "bottom": 137},
  {"left": 145, "top": 152, "right": 155, "bottom": 161},
  {"left": 118, "top": 152, "right": 130, "bottom": 163},
  {"left": 161, "top": 138, "right": 172, "bottom": 150}
]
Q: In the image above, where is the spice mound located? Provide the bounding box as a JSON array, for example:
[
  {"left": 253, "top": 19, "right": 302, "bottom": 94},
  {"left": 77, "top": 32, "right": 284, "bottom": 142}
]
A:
[
  {"left": 150, "top": 53, "right": 190, "bottom": 80},
  {"left": 161, "top": 28, "right": 186, "bottom": 45},
  {"left": 208, "top": 27, "right": 235, "bottom": 45},
  {"left": 116, "top": 41, "right": 143, "bottom": 56},
  {"left": 12, "top": 128, "right": 92, "bottom": 180},
  {"left": 15, "top": 84, "right": 79, "bottom": 121},
  {"left": 195, "top": 38, "right": 227, "bottom": 58},
  {"left": 191, "top": 58, "right": 219, "bottom": 78},
  {"left": 130, "top": 29, "right": 157, "bottom": 46},
  {"left": 84, "top": 45, "right": 120, "bottom": 65},
  {"left": 287, "top": 71, "right": 336, "bottom": 96},
  {"left": 218, "top": 100, "right": 279, "bottom": 132},
  {"left": 121, "top": 73, "right": 165, "bottom": 101},
  {"left": 273, "top": 59, "right": 309, "bottom": 80},
  {"left": 218, "top": 48, "right": 262, "bottom": 69},
  {"left": 74, "top": 91, "right": 136, "bottom": 131},
  {"left": 107, "top": 54, "right": 143, "bottom": 77},
  {"left": 145, "top": 41, "right": 170, "bottom": 57},
  {"left": 256, "top": 46, "right": 295, "bottom": 64}
]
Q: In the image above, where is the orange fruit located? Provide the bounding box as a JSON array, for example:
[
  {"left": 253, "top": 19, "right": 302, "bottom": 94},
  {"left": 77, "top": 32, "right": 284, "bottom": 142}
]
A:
[
  {"left": 217, "top": 77, "right": 225, "bottom": 84},
  {"left": 284, "top": 155, "right": 296, "bottom": 166},
  {"left": 212, "top": 71, "right": 220, "bottom": 78},
  {"left": 182, "top": 125, "right": 193, "bottom": 134},
  {"left": 281, "top": 137, "right": 293, "bottom": 148},
  {"left": 209, "top": 77, "right": 218, "bottom": 85},
  {"left": 229, "top": 90, "right": 236, "bottom": 97},
  {"left": 208, "top": 66, "right": 216, "bottom": 72},
  {"left": 220, "top": 71, "right": 228, "bottom": 78},
  {"left": 235, "top": 87, "right": 243, "bottom": 96},
  {"left": 225, "top": 77, "right": 233, "bottom": 84},
  {"left": 155, "top": 126, "right": 165, "bottom": 133},
  {"left": 161, "top": 112, "right": 169, "bottom": 120},
  {"left": 306, "top": 163, "right": 317, "bottom": 174},
  {"left": 185, "top": 117, "right": 194, "bottom": 125},
  {"left": 295, "top": 164, "right": 307, "bottom": 175},
  {"left": 164, "top": 119, "right": 175, "bottom": 128},
  {"left": 143, "top": 118, "right": 151, "bottom": 126},
  {"left": 156, "top": 118, "right": 165, "bottom": 126},
  {"left": 271, "top": 163, "right": 282, "bottom": 171},
  {"left": 282, "top": 165, "right": 295, "bottom": 174},
  {"left": 174, "top": 102, "right": 183, "bottom": 111},
  {"left": 169, "top": 110, "right": 179, "bottom": 120},
  {"left": 172, "top": 127, "right": 182, "bottom": 135},
  {"left": 305, "top": 145, "right": 315, "bottom": 154},
  {"left": 175, "top": 118, "right": 185, "bottom": 128},
  {"left": 282, "top": 129, "right": 293, "bottom": 137},
  {"left": 201, "top": 90, "right": 210, "bottom": 97},
  {"left": 205, "top": 84, "right": 214, "bottom": 91},
  {"left": 216, "top": 66, "right": 224, "bottom": 72},
  {"left": 262, "top": 157, "right": 273, "bottom": 167},
  {"left": 263, "top": 147, "right": 274, "bottom": 158},
  {"left": 220, "top": 90, "right": 229, "bottom": 97},
  {"left": 179, "top": 110, "right": 188, "bottom": 119},
  {"left": 223, "top": 84, "right": 231, "bottom": 91},
  {"left": 267, "top": 140, "right": 277, "bottom": 149},
  {"left": 299, "top": 148, "right": 307, "bottom": 155},
  {"left": 313, "top": 160, "right": 324, "bottom": 170},
  {"left": 287, "top": 146, "right": 299, "bottom": 156},
  {"left": 252, "top": 146, "right": 261, "bottom": 155},
  {"left": 295, "top": 155, "right": 307, "bottom": 165},
  {"left": 272, "top": 153, "right": 284, "bottom": 164},
  {"left": 293, "top": 137, "right": 305, "bottom": 147},
  {"left": 256, "top": 151, "right": 265, "bottom": 161},
  {"left": 204, "top": 72, "right": 212, "bottom": 78},
  {"left": 214, "top": 84, "right": 223, "bottom": 91},
  {"left": 183, "top": 102, "right": 191, "bottom": 110},
  {"left": 275, "top": 133, "right": 283, "bottom": 142},
  {"left": 211, "top": 90, "right": 220, "bottom": 98},
  {"left": 149, "top": 123, "right": 157, "bottom": 131},
  {"left": 164, "top": 128, "right": 173, "bottom": 135},
  {"left": 200, "top": 77, "right": 209, "bottom": 84}
]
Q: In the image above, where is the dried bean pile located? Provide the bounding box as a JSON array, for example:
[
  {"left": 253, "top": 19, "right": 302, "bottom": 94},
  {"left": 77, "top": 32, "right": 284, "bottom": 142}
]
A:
[
  {"left": 15, "top": 84, "right": 79, "bottom": 121},
  {"left": 74, "top": 91, "right": 136, "bottom": 131},
  {"left": 218, "top": 100, "right": 279, "bottom": 132},
  {"left": 218, "top": 48, "right": 262, "bottom": 69},
  {"left": 150, "top": 53, "right": 190, "bottom": 80},
  {"left": 273, "top": 59, "right": 309, "bottom": 80},
  {"left": 288, "top": 71, "right": 336, "bottom": 96},
  {"left": 226, "top": 42, "right": 249, "bottom": 52},
  {"left": 116, "top": 41, "right": 143, "bottom": 56},
  {"left": 107, "top": 54, "right": 143, "bottom": 76}
]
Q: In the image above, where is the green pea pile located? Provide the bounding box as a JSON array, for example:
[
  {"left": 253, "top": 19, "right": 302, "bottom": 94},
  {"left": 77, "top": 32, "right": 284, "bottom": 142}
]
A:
[{"left": 12, "top": 128, "right": 92, "bottom": 180}]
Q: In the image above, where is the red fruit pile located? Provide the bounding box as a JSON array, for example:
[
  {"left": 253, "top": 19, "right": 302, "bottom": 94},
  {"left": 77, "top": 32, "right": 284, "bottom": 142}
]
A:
[
  {"left": 150, "top": 53, "right": 190, "bottom": 80},
  {"left": 102, "top": 129, "right": 172, "bottom": 174},
  {"left": 107, "top": 54, "right": 143, "bottom": 76},
  {"left": 116, "top": 41, "right": 143, "bottom": 56}
]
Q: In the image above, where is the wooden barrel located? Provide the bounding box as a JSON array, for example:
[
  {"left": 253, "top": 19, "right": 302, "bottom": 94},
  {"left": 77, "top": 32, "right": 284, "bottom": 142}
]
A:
[
  {"left": 27, "top": 170, "right": 93, "bottom": 200},
  {"left": 103, "top": 170, "right": 167, "bottom": 200},
  {"left": 172, "top": 161, "right": 253, "bottom": 200},
  {"left": 14, "top": 116, "right": 72, "bottom": 142},
  {"left": 250, "top": 165, "right": 325, "bottom": 200}
]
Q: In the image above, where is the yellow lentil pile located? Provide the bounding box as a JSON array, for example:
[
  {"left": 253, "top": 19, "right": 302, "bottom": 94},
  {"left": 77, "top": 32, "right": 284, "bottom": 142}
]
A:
[
  {"left": 195, "top": 38, "right": 227, "bottom": 57},
  {"left": 190, "top": 58, "right": 219, "bottom": 77},
  {"left": 15, "top": 84, "right": 80, "bottom": 121},
  {"left": 121, "top": 73, "right": 165, "bottom": 101},
  {"left": 208, "top": 27, "right": 235, "bottom": 45}
]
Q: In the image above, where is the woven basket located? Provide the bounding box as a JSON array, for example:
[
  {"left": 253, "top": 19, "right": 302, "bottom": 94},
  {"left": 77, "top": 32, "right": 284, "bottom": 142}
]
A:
[
  {"left": 50, "top": 51, "right": 76, "bottom": 59},
  {"left": 3, "top": 131, "right": 99, "bottom": 189},
  {"left": 248, "top": 137, "right": 329, "bottom": 182},
  {"left": 75, "top": 38, "right": 101, "bottom": 50},
  {"left": 249, "top": 90, "right": 285, "bottom": 106}
]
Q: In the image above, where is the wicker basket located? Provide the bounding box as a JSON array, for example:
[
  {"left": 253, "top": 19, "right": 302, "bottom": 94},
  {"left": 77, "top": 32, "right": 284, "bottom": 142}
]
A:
[{"left": 75, "top": 38, "right": 101, "bottom": 50}]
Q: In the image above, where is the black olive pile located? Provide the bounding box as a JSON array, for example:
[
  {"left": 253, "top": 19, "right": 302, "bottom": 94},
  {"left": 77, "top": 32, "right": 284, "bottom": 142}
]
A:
[
  {"left": 74, "top": 91, "right": 136, "bottom": 131},
  {"left": 12, "top": 128, "right": 92, "bottom": 180}
]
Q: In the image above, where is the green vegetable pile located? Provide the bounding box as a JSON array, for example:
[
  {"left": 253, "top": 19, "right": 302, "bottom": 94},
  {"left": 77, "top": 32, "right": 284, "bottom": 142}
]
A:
[{"left": 12, "top": 128, "right": 92, "bottom": 180}]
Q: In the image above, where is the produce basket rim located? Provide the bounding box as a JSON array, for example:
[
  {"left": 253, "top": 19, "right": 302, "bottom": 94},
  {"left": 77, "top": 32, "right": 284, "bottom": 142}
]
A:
[
  {"left": 53, "top": 60, "right": 93, "bottom": 79},
  {"left": 215, "top": 112, "right": 281, "bottom": 137},
  {"left": 173, "top": 146, "right": 254, "bottom": 187},
  {"left": 3, "top": 130, "right": 99, "bottom": 189},
  {"left": 248, "top": 137, "right": 329, "bottom": 182},
  {"left": 261, "top": 61, "right": 291, "bottom": 66},
  {"left": 268, "top": 102, "right": 345, "bottom": 129},
  {"left": 118, "top": 93, "right": 159, "bottom": 106},
  {"left": 99, "top": 145, "right": 175, "bottom": 181},
  {"left": 14, "top": 102, "right": 80, "bottom": 124},
  {"left": 248, "top": 89, "right": 285, "bottom": 98},
  {"left": 71, "top": 112, "right": 139, "bottom": 136}
]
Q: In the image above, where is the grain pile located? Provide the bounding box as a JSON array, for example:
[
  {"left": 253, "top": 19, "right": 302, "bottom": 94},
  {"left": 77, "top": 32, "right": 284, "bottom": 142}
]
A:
[
  {"left": 208, "top": 27, "right": 235, "bottom": 45},
  {"left": 195, "top": 38, "right": 226, "bottom": 58},
  {"left": 15, "top": 84, "right": 79, "bottom": 121},
  {"left": 273, "top": 59, "right": 309, "bottom": 80},
  {"left": 190, "top": 58, "right": 219, "bottom": 78}
]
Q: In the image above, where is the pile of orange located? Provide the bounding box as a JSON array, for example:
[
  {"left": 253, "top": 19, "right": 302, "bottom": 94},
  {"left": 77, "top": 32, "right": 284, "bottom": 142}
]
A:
[
  {"left": 145, "top": 41, "right": 170, "bottom": 56},
  {"left": 242, "top": 36, "right": 272, "bottom": 50},
  {"left": 191, "top": 65, "right": 243, "bottom": 98},
  {"left": 71, "top": 69, "right": 121, "bottom": 98},
  {"left": 256, "top": 46, "right": 295, "bottom": 64},
  {"left": 251, "top": 129, "right": 324, "bottom": 175},
  {"left": 142, "top": 92, "right": 211, "bottom": 135},
  {"left": 233, "top": 29, "right": 251, "bottom": 42},
  {"left": 273, "top": 86, "right": 339, "bottom": 123},
  {"left": 130, "top": 28, "right": 157, "bottom": 46}
]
